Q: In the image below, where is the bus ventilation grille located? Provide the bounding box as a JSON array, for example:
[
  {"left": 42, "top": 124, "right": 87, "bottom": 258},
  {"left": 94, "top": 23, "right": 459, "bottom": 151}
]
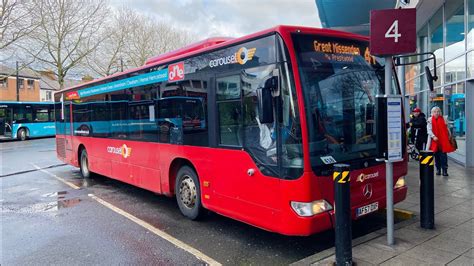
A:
[{"left": 56, "top": 138, "right": 66, "bottom": 158}]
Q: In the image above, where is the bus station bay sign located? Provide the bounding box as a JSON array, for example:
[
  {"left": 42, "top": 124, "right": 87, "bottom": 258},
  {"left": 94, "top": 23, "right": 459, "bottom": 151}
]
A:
[{"left": 370, "top": 8, "right": 416, "bottom": 56}]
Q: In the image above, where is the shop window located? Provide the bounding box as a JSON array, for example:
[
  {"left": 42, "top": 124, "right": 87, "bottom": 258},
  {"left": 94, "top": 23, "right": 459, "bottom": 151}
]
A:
[
  {"left": 445, "top": 82, "right": 466, "bottom": 156},
  {"left": 445, "top": 55, "right": 466, "bottom": 83},
  {"left": 445, "top": 0, "right": 465, "bottom": 62},
  {"left": 429, "top": 7, "right": 444, "bottom": 64},
  {"left": 467, "top": 51, "right": 474, "bottom": 78},
  {"left": 468, "top": 0, "right": 474, "bottom": 49}
]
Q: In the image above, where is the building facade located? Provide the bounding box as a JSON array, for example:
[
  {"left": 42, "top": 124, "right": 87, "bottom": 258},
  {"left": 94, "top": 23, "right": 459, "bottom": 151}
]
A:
[
  {"left": 401, "top": 0, "right": 472, "bottom": 167},
  {"left": 38, "top": 70, "right": 60, "bottom": 102},
  {"left": 0, "top": 65, "right": 41, "bottom": 102}
]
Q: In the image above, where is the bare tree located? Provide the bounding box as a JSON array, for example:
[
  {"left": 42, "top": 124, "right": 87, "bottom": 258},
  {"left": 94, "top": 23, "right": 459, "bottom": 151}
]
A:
[
  {"left": 22, "top": 0, "right": 109, "bottom": 89},
  {"left": 84, "top": 7, "right": 194, "bottom": 77},
  {"left": 122, "top": 11, "right": 194, "bottom": 68},
  {"left": 0, "top": 0, "right": 36, "bottom": 50},
  {"left": 84, "top": 7, "right": 133, "bottom": 77}
]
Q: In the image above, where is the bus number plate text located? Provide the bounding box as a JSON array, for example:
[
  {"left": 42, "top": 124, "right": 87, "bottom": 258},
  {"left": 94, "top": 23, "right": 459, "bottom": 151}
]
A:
[{"left": 356, "top": 202, "right": 379, "bottom": 217}]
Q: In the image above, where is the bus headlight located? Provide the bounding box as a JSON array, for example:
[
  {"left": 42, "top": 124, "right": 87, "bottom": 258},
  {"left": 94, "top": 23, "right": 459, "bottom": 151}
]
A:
[
  {"left": 291, "top": 200, "right": 333, "bottom": 217},
  {"left": 395, "top": 176, "right": 406, "bottom": 189}
]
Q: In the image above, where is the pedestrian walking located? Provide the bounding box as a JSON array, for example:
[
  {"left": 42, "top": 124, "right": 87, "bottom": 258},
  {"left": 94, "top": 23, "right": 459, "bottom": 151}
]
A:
[
  {"left": 410, "top": 107, "right": 428, "bottom": 151},
  {"left": 426, "top": 106, "right": 456, "bottom": 176}
]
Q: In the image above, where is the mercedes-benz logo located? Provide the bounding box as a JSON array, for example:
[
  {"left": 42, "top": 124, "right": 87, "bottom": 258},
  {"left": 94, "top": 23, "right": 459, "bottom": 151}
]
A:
[{"left": 363, "top": 184, "right": 373, "bottom": 199}]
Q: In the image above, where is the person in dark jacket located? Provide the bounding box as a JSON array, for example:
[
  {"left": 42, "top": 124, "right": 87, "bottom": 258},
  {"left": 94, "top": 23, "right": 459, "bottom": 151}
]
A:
[{"left": 410, "top": 107, "right": 428, "bottom": 151}]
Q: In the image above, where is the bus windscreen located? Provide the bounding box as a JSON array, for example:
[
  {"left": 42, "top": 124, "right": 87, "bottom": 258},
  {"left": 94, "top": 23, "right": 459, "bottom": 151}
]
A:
[{"left": 292, "top": 34, "right": 384, "bottom": 167}]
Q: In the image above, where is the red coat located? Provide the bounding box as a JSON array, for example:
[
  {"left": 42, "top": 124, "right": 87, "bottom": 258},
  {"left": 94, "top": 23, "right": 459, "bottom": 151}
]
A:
[{"left": 429, "top": 116, "right": 455, "bottom": 153}]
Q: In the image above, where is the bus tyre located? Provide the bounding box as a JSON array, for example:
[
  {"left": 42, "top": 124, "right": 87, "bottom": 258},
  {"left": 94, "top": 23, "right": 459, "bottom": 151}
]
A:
[
  {"left": 17, "top": 128, "right": 27, "bottom": 141},
  {"left": 80, "top": 149, "right": 91, "bottom": 179},
  {"left": 175, "top": 166, "right": 202, "bottom": 220}
]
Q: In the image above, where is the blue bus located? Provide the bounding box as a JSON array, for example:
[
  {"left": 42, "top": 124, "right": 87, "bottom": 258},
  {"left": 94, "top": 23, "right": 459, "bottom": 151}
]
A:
[
  {"left": 450, "top": 93, "right": 465, "bottom": 136},
  {"left": 0, "top": 101, "right": 56, "bottom": 140}
]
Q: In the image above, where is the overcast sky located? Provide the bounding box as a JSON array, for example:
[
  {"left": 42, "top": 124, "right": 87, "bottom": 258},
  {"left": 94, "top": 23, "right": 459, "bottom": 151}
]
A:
[{"left": 109, "top": 0, "right": 322, "bottom": 38}]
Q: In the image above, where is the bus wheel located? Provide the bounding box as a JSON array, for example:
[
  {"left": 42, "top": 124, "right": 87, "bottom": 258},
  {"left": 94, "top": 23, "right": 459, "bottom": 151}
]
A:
[
  {"left": 80, "top": 149, "right": 91, "bottom": 179},
  {"left": 175, "top": 166, "right": 202, "bottom": 220},
  {"left": 17, "top": 128, "right": 27, "bottom": 141}
]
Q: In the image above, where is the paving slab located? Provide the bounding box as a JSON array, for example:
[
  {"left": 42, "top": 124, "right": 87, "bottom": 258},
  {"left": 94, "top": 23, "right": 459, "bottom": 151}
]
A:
[
  {"left": 380, "top": 254, "right": 429, "bottom": 266},
  {"left": 423, "top": 234, "right": 472, "bottom": 255},
  {"left": 406, "top": 222, "right": 450, "bottom": 234},
  {"left": 435, "top": 209, "right": 473, "bottom": 228},
  {"left": 449, "top": 188, "right": 472, "bottom": 199},
  {"left": 367, "top": 236, "right": 417, "bottom": 253},
  {"left": 352, "top": 243, "right": 398, "bottom": 265},
  {"left": 464, "top": 248, "right": 474, "bottom": 258},
  {"left": 434, "top": 196, "right": 470, "bottom": 213},
  {"left": 403, "top": 244, "right": 459, "bottom": 265},
  {"left": 437, "top": 228, "right": 474, "bottom": 244},
  {"left": 447, "top": 255, "right": 474, "bottom": 266},
  {"left": 456, "top": 219, "right": 473, "bottom": 233}
]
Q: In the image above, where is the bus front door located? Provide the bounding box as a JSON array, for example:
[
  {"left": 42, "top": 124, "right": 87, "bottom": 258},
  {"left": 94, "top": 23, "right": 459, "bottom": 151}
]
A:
[{"left": 0, "top": 107, "right": 13, "bottom": 137}]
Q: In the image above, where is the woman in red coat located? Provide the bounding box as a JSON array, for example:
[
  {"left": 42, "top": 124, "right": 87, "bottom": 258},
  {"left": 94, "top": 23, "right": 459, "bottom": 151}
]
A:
[{"left": 427, "top": 106, "right": 455, "bottom": 176}]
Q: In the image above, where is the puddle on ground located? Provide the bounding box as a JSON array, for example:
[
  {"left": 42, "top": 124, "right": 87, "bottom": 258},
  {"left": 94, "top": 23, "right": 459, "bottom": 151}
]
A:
[
  {"left": 67, "top": 171, "right": 96, "bottom": 188},
  {"left": 4, "top": 190, "right": 82, "bottom": 214}
]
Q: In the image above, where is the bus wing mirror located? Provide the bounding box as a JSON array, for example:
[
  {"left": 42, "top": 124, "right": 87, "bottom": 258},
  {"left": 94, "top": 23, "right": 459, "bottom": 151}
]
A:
[
  {"left": 257, "top": 77, "right": 277, "bottom": 124},
  {"left": 424, "top": 66, "right": 438, "bottom": 92}
]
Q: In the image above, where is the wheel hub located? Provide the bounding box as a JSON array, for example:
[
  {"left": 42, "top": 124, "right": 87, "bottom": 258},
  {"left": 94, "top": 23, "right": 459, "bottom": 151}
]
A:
[{"left": 179, "top": 175, "right": 196, "bottom": 209}]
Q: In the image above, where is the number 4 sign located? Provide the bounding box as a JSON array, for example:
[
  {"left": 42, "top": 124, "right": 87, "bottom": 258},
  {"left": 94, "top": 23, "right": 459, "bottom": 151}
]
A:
[
  {"left": 370, "top": 8, "right": 416, "bottom": 56},
  {"left": 385, "top": 20, "right": 401, "bottom": 43}
]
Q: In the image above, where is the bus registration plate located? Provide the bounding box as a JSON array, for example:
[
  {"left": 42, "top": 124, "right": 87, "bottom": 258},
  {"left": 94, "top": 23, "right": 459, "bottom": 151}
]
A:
[{"left": 356, "top": 202, "right": 379, "bottom": 217}]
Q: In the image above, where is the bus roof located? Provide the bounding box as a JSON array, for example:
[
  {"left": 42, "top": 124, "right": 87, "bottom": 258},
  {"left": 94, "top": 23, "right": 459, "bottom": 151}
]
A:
[
  {"left": 145, "top": 37, "right": 233, "bottom": 65},
  {"left": 58, "top": 25, "right": 368, "bottom": 94}
]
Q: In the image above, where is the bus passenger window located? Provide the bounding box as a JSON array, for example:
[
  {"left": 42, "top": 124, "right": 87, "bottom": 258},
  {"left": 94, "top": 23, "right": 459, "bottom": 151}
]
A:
[{"left": 217, "top": 75, "right": 242, "bottom": 146}]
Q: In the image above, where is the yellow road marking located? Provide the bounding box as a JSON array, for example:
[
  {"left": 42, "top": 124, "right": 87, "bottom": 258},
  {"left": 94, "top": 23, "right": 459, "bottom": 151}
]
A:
[
  {"left": 31, "top": 163, "right": 81, "bottom": 190},
  {"left": 89, "top": 194, "right": 221, "bottom": 265},
  {"left": 32, "top": 164, "right": 221, "bottom": 265}
]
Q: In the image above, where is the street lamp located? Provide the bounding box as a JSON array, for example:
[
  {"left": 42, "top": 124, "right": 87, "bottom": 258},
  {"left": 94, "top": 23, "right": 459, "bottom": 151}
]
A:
[{"left": 16, "top": 61, "right": 20, "bottom": 102}]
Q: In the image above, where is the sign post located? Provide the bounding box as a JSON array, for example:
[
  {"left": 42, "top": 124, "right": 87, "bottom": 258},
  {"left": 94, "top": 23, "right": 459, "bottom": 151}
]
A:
[{"left": 371, "top": 8, "right": 416, "bottom": 246}]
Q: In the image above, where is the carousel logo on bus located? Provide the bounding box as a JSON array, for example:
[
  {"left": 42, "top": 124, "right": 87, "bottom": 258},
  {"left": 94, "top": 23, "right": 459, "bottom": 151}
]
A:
[
  {"left": 209, "top": 47, "right": 257, "bottom": 68},
  {"left": 356, "top": 172, "right": 379, "bottom": 183},
  {"left": 168, "top": 62, "right": 184, "bottom": 82},
  {"left": 107, "top": 144, "right": 132, "bottom": 158}
]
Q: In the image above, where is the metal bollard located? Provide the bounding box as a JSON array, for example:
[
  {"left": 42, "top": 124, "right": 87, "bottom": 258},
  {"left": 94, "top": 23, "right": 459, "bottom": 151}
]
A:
[
  {"left": 419, "top": 150, "right": 435, "bottom": 229},
  {"left": 333, "top": 163, "right": 352, "bottom": 266}
]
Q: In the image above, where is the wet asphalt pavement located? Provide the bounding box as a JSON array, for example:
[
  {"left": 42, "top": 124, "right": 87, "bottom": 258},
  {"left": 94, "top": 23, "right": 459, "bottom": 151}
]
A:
[{"left": 1, "top": 138, "right": 400, "bottom": 265}]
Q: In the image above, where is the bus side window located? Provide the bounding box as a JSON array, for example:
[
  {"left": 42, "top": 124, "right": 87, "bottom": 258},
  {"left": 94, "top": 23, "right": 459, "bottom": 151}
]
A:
[
  {"left": 33, "top": 107, "right": 49, "bottom": 122},
  {"left": 216, "top": 75, "right": 241, "bottom": 147}
]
